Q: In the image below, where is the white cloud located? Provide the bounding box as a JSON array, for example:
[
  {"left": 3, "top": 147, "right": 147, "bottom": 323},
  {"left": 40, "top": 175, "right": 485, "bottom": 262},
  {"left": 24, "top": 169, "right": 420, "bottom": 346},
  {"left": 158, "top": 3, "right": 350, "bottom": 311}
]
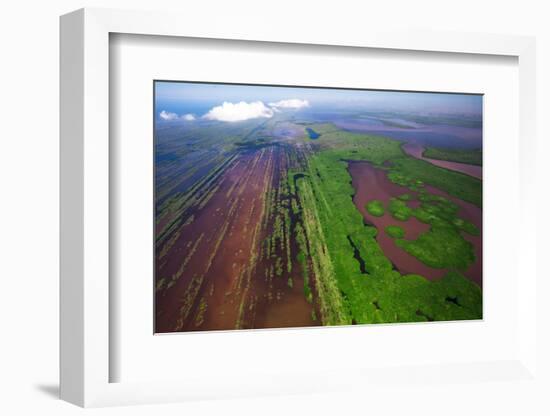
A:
[
  {"left": 203, "top": 101, "right": 274, "bottom": 122},
  {"left": 159, "top": 110, "right": 179, "bottom": 120},
  {"left": 159, "top": 110, "right": 196, "bottom": 121},
  {"left": 269, "top": 99, "right": 310, "bottom": 110}
]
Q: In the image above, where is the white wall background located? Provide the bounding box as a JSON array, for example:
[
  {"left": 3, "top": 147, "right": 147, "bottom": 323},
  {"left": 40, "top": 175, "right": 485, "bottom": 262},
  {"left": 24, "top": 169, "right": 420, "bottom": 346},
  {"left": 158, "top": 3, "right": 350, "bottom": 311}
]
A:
[{"left": 0, "top": 0, "right": 548, "bottom": 415}]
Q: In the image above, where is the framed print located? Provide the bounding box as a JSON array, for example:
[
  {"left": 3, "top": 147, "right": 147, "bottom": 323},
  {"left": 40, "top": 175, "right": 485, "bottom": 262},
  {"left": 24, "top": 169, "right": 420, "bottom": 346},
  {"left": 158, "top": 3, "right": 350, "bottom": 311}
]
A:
[{"left": 60, "top": 8, "right": 540, "bottom": 408}]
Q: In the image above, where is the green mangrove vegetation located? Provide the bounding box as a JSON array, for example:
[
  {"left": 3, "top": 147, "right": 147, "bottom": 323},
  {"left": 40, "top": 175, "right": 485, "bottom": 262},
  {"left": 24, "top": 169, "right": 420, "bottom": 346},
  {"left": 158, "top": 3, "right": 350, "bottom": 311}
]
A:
[
  {"left": 423, "top": 146, "right": 482, "bottom": 166},
  {"left": 287, "top": 126, "right": 482, "bottom": 324},
  {"left": 396, "top": 226, "right": 475, "bottom": 270},
  {"left": 389, "top": 198, "right": 412, "bottom": 221},
  {"left": 366, "top": 200, "right": 385, "bottom": 217},
  {"left": 385, "top": 225, "right": 405, "bottom": 239},
  {"left": 390, "top": 157, "right": 482, "bottom": 207}
]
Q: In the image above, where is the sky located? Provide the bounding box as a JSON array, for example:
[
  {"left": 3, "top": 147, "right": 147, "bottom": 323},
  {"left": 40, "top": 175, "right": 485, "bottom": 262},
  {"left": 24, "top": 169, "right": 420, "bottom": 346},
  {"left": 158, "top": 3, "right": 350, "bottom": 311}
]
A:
[{"left": 154, "top": 81, "right": 483, "bottom": 123}]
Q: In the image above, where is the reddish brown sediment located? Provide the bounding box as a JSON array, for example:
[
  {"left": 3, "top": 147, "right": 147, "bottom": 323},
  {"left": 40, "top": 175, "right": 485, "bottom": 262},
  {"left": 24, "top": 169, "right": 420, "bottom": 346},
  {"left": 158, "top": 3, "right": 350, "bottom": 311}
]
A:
[
  {"left": 402, "top": 142, "right": 482, "bottom": 180},
  {"left": 348, "top": 161, "right": 482, "bottom": 286},
  {"left": 155, "top": 149, "right": 268, "bottom": 332},
  {"left": 155, "top": 146, "right": 317, "bottom": 333}
]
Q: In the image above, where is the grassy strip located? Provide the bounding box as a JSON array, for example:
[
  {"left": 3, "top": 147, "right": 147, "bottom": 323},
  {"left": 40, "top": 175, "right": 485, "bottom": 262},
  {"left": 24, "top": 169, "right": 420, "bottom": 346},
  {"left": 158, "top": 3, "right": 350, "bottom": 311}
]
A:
[
  {"left": 295, "top": 176, "right": 349, "bottom": 325},
  {"left": 423, "top": 146, "right": 482, "bottom": 166},
  {"left": 390, "top": 157, "right": 482, "bottom": 207}
]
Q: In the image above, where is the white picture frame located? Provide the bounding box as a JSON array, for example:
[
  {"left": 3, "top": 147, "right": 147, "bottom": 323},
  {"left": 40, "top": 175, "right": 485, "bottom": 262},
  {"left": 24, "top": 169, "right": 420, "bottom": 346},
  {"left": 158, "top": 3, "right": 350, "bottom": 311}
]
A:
[{"left": 60, "top": 7, "right": 538, "bottom": 408}]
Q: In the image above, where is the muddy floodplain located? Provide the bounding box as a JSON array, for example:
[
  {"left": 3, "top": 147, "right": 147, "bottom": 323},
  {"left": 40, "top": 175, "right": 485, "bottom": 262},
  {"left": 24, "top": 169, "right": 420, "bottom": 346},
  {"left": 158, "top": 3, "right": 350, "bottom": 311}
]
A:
[{"left": 155, "top": 145, "right": 319, "bottom": 332}]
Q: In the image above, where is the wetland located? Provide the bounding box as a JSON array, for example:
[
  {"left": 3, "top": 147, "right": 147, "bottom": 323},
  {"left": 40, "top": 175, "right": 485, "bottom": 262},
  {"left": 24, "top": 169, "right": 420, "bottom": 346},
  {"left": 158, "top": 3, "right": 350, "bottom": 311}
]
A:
[{"left": 154, "top": 82, "right": 483, "bottom": 332}]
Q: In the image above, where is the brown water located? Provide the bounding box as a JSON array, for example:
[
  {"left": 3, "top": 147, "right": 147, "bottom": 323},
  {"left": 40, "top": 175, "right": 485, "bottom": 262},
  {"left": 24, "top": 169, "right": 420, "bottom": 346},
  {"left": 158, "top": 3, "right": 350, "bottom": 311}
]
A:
[
  {"left": 348, "top": 161, "right": 482, "bottom": 286},
  {"left": 155, "top": 150, "right": 270, "bottom": 332},
  {"left": 155, "top": 146, "right": 316, "bottom": 332},
  {"left": 402, "top": 142, "right": 482, "bottom": 180}
]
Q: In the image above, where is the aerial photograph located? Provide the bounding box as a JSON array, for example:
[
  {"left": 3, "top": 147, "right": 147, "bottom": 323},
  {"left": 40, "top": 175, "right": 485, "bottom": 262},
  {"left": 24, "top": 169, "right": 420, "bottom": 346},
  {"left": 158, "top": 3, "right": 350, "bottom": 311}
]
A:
[{"left": 154, "top": 81, "right": 483, "bottom": 333}]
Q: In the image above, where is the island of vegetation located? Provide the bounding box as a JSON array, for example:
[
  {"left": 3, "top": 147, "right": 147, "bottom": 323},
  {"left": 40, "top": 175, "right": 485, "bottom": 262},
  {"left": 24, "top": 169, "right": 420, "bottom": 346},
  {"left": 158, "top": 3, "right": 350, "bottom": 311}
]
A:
[
  {"left": 366, "top": 200, "right": 385, "bottom": 217},
  {"left": 385, "top": 225, "right": 405, "bottom": 239}
]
